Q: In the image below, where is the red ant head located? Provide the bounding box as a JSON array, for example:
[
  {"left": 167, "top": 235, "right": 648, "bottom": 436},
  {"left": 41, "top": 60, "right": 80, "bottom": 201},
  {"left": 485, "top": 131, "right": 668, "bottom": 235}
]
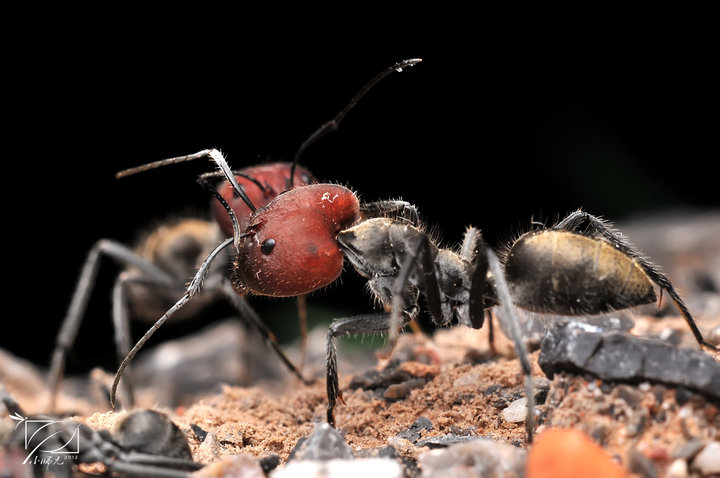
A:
[
  {"left": 212, "top": 163, "right": 315, "bottom": 236},
  {"left": 232, "top": 183, "right": 360, "bottom": 297}
]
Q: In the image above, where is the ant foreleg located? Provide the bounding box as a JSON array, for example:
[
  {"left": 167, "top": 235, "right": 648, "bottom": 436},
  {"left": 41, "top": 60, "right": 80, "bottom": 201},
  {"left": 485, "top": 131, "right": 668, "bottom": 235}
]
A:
[
  {"left": 463, "top": 226, "right": 489, "bottom": 330},
  {"left": 556, "top": 210, "right": 718, "bottom": 352},
  {"left": 50, "top": 240, "right": 176, "bottom": 411},
  {"left": 111, "top": 237, "right": 235, "bottom": 408},
  {"left": 388, "top": 234, "right": 444, "bottom": 346},
  {"left": 486, "top": 249, "right": 535, "bottom": 443},
  {"left": 326, "top": 311, "right": 413, "bottom": 427}
]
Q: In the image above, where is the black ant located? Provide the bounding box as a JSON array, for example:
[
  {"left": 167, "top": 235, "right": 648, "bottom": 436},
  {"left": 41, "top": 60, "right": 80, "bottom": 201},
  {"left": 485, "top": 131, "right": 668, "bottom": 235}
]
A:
[
  {"left": 113, "top": 161, "right": 718, "bottom": 445},
  {"left": 51, "top": 59, "right": 422, "bottom": 411}
]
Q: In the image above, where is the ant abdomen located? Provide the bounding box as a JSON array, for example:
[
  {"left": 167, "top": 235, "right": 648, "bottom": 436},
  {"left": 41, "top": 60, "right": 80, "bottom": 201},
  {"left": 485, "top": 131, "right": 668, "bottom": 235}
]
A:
[{"left": 505, "top": 230, "right": 657, "bottom": 315}]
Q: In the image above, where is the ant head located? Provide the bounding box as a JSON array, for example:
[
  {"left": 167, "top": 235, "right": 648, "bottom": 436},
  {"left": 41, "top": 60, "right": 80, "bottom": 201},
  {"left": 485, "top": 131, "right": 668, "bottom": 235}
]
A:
[
  {"left": 212, "top": 162, "right": 315, "bottom": 236},
  {"left": 232, "top": 183, "right": 360, "bottom": 297}
]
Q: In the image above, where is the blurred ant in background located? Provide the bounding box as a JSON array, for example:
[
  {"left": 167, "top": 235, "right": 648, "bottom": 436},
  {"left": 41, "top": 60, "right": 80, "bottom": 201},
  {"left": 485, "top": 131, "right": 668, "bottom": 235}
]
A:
[{"left": 49, "top": 58, "right": 422, "bottom": 411}]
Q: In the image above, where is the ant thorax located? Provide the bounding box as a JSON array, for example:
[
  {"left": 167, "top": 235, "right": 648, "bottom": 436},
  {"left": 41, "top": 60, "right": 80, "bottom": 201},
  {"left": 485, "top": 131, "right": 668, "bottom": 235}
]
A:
[{"left": 338, "top": 217, "right": 474, "bottom": 327}]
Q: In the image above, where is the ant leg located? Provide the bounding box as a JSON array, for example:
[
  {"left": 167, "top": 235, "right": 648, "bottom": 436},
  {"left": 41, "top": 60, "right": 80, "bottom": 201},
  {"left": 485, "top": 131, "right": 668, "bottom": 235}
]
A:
[
  {"left": 49, "top": 240, "right": 175, "bottom": 411},
  {"left": 111, "top": 237, "right": 235, "bottom": 408},
  {"left": 462, "top": 226, "right": 489, "bottom": 329},
  {"left": 486, "top": 249, "right": 535, "bottom": 443},
  {"left": 217, "top": 278, "right": 313, "bottom": 385},
  {"left": 556, "top": 210, "right": 718, "bottom": 352},
  {"left": 296, "top": 294, "right": 309, "bottom": 373},
  {"left": 388, "top": 234, "right": 444, "bottom": 346},
  {"left": 326, "top": 311, "right": 413, "bottom": 427},
  {"left": 110, "top": 273, "right": 136, "bottom": 408},
  {"left": 485, "top": 310, "right": 497, "bottom": 355}
]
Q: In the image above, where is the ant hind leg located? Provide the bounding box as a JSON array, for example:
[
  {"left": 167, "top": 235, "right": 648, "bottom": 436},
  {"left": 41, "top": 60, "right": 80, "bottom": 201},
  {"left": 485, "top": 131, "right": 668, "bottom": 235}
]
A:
[{"left": 555, "top": 210, "right": 719, "bottom": 352}]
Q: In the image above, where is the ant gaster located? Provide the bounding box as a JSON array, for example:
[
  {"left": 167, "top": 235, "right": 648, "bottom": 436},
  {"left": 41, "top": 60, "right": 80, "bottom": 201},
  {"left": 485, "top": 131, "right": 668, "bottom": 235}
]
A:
[{"left": 52, "top": 58, "right": 422, "bottom": 411}]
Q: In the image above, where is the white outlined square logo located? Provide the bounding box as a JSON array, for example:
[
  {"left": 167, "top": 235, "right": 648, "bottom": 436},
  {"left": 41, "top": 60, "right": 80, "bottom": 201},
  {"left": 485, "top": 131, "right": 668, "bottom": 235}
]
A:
[{"left": 10, "top": 412, "right": 81, "bottom": 465}]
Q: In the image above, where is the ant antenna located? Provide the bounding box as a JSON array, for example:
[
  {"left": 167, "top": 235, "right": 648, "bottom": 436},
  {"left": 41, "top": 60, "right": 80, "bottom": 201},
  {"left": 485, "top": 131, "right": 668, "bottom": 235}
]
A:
[
  {"left": 289, "top": 58, "right": 422, "bottom": 187},
  {"left": 117, "top": 149, "right": 257, "bottom": 212}
]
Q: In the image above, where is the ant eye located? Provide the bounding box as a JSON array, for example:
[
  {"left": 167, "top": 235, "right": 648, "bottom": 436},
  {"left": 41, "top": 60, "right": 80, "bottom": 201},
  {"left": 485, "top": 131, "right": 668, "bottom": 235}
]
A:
[{"left": 261, "top": 238, "right": 276, "bottom": 255}]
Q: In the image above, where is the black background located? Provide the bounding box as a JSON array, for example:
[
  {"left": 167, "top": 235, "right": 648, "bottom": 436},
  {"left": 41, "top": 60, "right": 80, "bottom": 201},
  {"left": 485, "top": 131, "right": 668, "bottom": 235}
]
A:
[{"left": 5, "top": 22, "right": 718, "bottom": 375}]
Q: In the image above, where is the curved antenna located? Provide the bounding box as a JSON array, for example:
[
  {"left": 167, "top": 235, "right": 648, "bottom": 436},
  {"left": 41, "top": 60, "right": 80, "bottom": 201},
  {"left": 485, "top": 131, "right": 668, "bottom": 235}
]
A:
[
  {"left": 289, "top": 58, "right": 422, "bottom": 187},
  {"left": 116, "top": 148, "right": 257, "bottom": 212}
]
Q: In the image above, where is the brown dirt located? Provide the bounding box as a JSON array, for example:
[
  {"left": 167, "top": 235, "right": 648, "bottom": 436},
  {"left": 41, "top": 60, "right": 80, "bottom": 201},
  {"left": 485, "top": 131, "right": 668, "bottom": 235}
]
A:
[
  {"left": 5, "top": 312, "right": 716, "bottom": 477},
  {"left": 3, "top": 212, "right": 720, "bottom": 476}
]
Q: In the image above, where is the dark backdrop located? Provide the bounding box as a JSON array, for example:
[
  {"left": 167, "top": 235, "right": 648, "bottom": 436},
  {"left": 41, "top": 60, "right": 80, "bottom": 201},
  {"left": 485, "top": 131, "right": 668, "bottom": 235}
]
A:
[{"left": 6, "top": 34, "right": 717, "bottom": 374}]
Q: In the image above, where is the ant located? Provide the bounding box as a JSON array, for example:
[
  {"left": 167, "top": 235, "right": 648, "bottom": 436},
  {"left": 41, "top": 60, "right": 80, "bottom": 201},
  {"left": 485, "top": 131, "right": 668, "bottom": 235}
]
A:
[
  {"left": 50, "top": 58, "right": 422, "bottom": 411},
  {"left": 113, "top": 159, "right": 718, "bottom": 445},
  {"left": 49, "top": 155, "right": 315, "bottom": 412}
]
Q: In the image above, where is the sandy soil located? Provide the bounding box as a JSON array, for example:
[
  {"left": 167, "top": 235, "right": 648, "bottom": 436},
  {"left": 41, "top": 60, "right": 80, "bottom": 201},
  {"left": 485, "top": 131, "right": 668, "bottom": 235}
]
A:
[{"left": 2, "top": 211, "right": 720, "bottom": 477}]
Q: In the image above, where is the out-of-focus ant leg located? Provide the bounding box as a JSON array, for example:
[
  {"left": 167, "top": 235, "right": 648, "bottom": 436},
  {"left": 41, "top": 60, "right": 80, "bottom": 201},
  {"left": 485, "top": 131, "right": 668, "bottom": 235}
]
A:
[
  {"left": 217, "top": 278, "right": 312, "bottom": 385},
  {"left": 486, "top": 249, "right": 535, "bottom": 442},
  {"left": 111, "top": 236, "right": 235, "bottom": 407},
  {"left": 49, "top": 240, "right": 176, "bottom": 411}
]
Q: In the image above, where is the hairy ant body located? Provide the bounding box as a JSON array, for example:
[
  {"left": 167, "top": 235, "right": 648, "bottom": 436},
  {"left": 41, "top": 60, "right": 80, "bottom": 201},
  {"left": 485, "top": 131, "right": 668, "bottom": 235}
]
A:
[{"left": 113, "top": 155, "right": 718, "bottom": 445}]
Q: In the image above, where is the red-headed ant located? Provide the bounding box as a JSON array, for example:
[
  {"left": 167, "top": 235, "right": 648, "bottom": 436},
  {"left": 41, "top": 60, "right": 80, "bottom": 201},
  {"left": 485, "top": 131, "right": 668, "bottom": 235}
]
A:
[
  {"left": 49, "top": 158, "right": 314, "bottom": 411},
  {"left": 114, "top": 164, "right": 718, "bottom": 446},
  {"left": 51, "top": 59, "right": 422, "bottom": 411}
]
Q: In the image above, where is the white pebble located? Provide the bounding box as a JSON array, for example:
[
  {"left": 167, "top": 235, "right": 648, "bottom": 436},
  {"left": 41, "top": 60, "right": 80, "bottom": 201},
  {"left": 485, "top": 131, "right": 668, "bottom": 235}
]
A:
[
  {"left": 691, "top": 441, "right": 720, "bottom": 475},
  {"left": 501, "top": 397, "right": 527, "bottom": 423}
]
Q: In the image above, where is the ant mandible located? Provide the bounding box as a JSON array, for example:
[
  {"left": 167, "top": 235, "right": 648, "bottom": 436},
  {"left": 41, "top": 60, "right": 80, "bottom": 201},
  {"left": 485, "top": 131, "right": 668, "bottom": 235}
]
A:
[{"left": 52, "top": 58, "right": 422, "bottom": 411}]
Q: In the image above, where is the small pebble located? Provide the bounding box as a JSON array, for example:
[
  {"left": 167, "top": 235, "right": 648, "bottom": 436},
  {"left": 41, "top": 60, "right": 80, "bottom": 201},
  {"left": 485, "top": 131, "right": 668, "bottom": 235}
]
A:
[
  {"left": 271, "top": 458, "right": 403, "bottom": 478},
  {"left": 501, "top": 397, "right": 527, "bottom": 423},
  {"left": 666, "top": 459, "right": 688, "bottom": 478},
  {"left": 691, "top": 441, "right": 720, "bottom": 475}
]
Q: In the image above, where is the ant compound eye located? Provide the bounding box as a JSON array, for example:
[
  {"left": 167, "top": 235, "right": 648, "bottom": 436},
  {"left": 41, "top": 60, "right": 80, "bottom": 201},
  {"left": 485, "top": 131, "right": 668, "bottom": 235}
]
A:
[{"left": 261, "top": 238, "right": 276, "bottom": 255}]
